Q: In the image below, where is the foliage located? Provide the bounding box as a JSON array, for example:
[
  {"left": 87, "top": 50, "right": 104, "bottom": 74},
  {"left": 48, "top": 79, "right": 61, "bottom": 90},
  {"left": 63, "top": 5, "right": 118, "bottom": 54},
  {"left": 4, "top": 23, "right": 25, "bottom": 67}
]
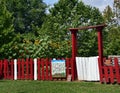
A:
[
  {"left": 113, "top": 0, "right": 120, "bottom": 25},
  {"left": 103, "top": 5, "right": 114, "bottom": 25},
  {"left": 41, "top": 0, "right": 104, "bottom": 57},
  {"left": 12, "top": 35, "right": 71, "bottom": 58},
  {"left": 6, "top": 0, "right": 47, "bottom": 34},
  {"left": 104, "top": 26, "right": 120, "bottom": 55},
  {"left": 1, "top": 0, "right": 117, "bottom": 59},
  {"left": 102, "top": 1, "right": 120, "bottom": 56},
  {"left": 0, "top": 0, "right": 16, "bottom": 59}
]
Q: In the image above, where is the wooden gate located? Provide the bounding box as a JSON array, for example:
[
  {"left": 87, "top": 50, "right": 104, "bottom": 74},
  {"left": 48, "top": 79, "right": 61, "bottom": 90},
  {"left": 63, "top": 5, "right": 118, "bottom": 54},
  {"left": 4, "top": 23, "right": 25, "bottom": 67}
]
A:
[{"left": 98, "top": 57, "right": 120, "bottom": 84}]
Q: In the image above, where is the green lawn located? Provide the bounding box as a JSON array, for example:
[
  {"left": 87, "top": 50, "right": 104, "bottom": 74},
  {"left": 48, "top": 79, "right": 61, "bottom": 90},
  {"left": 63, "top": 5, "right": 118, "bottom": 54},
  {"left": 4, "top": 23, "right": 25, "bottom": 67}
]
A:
[{"left": 0, "top": 80, "right": 120, "bottom": 93}]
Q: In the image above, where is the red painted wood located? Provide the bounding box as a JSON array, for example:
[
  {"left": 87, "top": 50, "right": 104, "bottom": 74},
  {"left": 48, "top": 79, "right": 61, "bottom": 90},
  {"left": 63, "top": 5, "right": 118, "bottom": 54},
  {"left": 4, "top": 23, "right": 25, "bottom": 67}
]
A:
[
  {"left": 70, "top": 29, "right": 78, "bottom": 80},
  {"left": 69, "top": 24, "right": 106, "bottom": 30},
  {"left": 66, "top": 58, "right": 69, "bottom": 78},
  {"left": 10, "top": 59, "right": 14, "bottom": 80},
  {"left": 30, "top": 58, "right": 33, "bottom": 80},
  {"left": 0, "top": 58, "right": 72, "bottom": 81},
  {"left": 0, "top": 60, "right": 2, "bottom": 78},
  {"left": 96, "top": 27, "right": 105, "bottom": 83},
  {"left": 45, "top": 58, "right": 49, "bottom": 80},
  {"left": 37, "top": 58, "right": 41, "bottom": 80},
  {"left": 6, "top": 60, "right": 8, "bottom": 79},
  {"left": 21, "top": 59, "right": 25, "bottom": 80},
  {"left": 49, "top": 58, "right": 52, "bottom": 80},
  {"left": 4, "top": 59, "right": 7, "bottom": 79},
  {"left": 98, "top": 58, "right": 104, "bottom": 83},
  {"left": 69, "top": 24, "right": 106, "bottom": 81},
  {"left": 97, "top": 27, "right": 103, "bottom": 59},
  {"left": 109, "top": 66, "right": 114, "bottom": 84},
  {"left": 0, "top": 60, "right": 3, "bottom": 79},
  {"left": 17, "top": 59, "right": 21, "bottom": 79},
  {"left": 104, "top": 66, "right": 109, "bottom": 83},
  {"left": 26, "top": 58, "right": 29, "bottom": 80},
  {"left": 6, "top": 59, "right": 9, "bottom": 79},
  {"left": 7, "top": 60, "right": 9, "bottom": 79},
  {"left": 66, "top": 58, "right": 72, "bottom": 80},
  {"left": 41, "top": 59, "right": 44, "bottom": 80},
  {"left": 114, "top": 58, "right": 120, "bottom": 84}
]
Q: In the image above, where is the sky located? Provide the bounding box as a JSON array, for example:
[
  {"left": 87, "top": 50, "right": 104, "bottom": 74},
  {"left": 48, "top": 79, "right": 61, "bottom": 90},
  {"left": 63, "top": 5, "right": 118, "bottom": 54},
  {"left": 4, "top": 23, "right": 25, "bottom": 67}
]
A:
[{"left": 43, "top": 0, "right": 114, "bottom": 12}]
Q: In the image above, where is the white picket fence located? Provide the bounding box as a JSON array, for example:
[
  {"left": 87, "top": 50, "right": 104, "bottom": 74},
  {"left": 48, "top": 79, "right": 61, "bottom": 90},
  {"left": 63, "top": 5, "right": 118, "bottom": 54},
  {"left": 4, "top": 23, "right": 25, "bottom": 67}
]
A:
[{"left": 76, "top": 56, "right": 100, "bottom": 81}]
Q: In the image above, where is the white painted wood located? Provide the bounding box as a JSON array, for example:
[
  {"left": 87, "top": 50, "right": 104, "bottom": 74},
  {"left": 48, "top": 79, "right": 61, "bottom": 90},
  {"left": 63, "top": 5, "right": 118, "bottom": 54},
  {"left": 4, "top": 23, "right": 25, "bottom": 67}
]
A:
[
  {"left": 34, "top": 58, "right": 37, "bottom": 80},
  {"left": 14, "top": 59, "right": 17, "bottom": 80},
  {"left": 76, "top": 56, "right": 100, "bottom": 81}
]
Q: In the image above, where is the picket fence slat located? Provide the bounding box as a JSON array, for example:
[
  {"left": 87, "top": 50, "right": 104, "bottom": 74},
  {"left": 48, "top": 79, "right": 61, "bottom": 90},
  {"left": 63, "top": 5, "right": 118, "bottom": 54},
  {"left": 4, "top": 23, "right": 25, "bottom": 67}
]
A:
[
  {"left": 0, "top": 60, "right": 2, "bottom": 79},
  {"left": 21, "top": 59, "right": 24, "bottom": 79},
  {"left": 34, "top": 58, "right": 37, "bottom": 80},
  {"left": 109, "top": 66, "right": 114, "bottom": 83},
  {"left": 37, "top": 58, "right": 41, "bottom": 80}
]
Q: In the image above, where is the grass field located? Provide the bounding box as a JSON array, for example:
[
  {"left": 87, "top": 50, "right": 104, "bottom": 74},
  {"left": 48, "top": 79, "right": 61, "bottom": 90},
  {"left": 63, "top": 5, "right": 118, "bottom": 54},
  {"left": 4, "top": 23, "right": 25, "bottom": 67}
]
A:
[{"left": 0, "top": 80, "right": 120, "bottom": 93}]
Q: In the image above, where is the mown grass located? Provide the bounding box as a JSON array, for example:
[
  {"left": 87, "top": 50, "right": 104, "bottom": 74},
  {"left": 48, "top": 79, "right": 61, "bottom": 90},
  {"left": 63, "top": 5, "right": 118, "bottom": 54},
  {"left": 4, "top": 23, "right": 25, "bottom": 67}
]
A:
[{"left": 0, "top": 80, "right": 120, "bottom": 93}]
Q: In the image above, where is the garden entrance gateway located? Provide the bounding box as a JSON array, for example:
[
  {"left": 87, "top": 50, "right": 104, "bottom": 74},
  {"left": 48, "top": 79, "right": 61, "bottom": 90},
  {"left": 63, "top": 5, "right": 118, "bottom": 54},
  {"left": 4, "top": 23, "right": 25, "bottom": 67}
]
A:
[
  {"left": 69, "top": 24, "right": 107, "bottom": 81},
  {"left": 69, "top": 24, "right": 120, "bottom": 84}
]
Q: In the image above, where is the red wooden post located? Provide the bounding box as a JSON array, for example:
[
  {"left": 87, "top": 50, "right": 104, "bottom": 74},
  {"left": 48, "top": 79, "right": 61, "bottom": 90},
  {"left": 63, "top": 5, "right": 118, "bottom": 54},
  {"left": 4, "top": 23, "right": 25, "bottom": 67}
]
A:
[
  {"left": 69, "top": 28, "right": 78, "bottom": 81},
  {"left": 96, "top": 27, "right": 103, "bottom": 62},
  {"left": 96, "top": 27, "right": 104, "bottom": 83}
]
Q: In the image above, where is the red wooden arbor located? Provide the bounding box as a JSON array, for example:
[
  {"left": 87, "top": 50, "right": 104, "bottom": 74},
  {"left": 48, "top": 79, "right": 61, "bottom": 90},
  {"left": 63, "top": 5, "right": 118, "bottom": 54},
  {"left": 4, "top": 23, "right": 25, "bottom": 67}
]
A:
[{"left": 69, "top": 24, "right": 107, "bottom": 81}]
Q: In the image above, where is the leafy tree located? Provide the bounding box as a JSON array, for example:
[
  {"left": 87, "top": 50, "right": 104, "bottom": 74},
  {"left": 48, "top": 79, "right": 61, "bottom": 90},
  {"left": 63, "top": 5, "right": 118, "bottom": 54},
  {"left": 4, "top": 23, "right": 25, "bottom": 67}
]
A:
[
  {"left": 7, "top": 0, "right": 47, "bottom": 34},
  {"left": 103, "top": 1, "right": 120, "bottom": 56},
  {"left": 0, "top": 0, "right": 16, "bottom": 59},
  {"left": 104, "top": 26, "right": 120, "bottom": 55},
  {"left": 103, "top": 5, "right": 114, "bottom": 25},
  {"left": 41, "top": 0, "right": 104, "bottom": 57},
  {"left": 113, "top": 0, "right": 120, "bottom": 25}
]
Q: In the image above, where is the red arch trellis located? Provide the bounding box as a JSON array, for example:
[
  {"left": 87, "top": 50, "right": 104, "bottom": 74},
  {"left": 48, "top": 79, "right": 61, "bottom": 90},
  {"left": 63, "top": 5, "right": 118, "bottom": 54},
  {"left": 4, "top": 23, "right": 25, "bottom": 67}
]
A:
[{"left": 69, "top": 24, "right": 107, "bottom": 81}]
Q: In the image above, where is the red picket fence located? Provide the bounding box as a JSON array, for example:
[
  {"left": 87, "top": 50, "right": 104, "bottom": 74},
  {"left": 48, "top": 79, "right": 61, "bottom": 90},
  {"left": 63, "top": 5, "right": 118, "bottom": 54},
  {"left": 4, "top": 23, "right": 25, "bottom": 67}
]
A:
[
  {"left": 0, "top": 59, "right": 14, "bottom": 80},
  {"left": 98, "top": 57, "right": 120, "bottom": 84},
  {"left": 0, "top": 58, "right": 74, "bottom": 81}
]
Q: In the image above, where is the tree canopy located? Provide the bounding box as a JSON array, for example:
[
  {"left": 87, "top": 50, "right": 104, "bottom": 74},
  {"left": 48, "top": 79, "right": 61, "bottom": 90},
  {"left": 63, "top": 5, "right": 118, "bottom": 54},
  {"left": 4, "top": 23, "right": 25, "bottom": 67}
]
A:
[
  {"left": 0, "top": 0, "right": 16, "bottom": 59},
  {"left": 6, "top": 0, "right": 47, "bottom": 34},
  {"left": 41, "top": 0, "right": 104, "bottom": 57},
  {"left": 0, "top": 0, "right": 120, "bottom": 59}
]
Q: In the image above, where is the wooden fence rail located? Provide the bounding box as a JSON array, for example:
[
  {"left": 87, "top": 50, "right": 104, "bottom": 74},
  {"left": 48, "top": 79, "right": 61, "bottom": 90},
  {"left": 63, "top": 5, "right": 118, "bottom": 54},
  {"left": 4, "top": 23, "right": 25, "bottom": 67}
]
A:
[{"left": 0, "top": 58, "right": 73, "bottom": 81}]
